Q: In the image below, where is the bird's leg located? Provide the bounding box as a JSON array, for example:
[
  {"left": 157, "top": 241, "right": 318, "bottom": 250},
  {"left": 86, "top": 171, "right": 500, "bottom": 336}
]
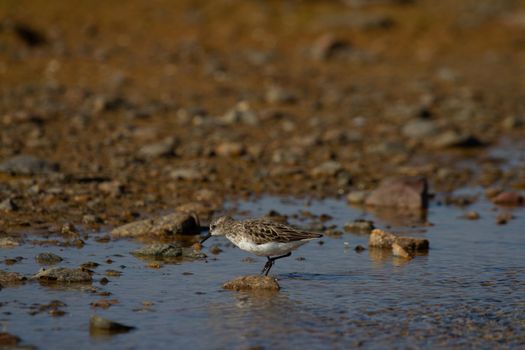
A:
[
  {"left": 261, "top": 252, "right": 292, "bottom": 276},
  {"left": 261, "top": 257, "right": 273, "bottom": 275}
]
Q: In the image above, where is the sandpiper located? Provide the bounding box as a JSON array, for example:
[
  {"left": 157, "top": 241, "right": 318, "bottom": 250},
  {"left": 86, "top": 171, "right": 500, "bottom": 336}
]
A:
[{"left": 200, "top": 216, "right": 323, "bottom": 276}]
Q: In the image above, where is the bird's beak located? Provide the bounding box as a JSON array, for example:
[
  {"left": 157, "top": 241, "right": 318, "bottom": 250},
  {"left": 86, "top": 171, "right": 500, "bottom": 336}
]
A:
[{"left": 200, "top": 233, "right": 211, "bottom": 244}]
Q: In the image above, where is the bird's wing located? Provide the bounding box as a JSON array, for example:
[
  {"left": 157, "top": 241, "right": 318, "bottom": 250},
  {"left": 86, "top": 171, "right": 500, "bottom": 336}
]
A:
[{"left": 242, "top": 219, "right": 322, "bottom": 244}]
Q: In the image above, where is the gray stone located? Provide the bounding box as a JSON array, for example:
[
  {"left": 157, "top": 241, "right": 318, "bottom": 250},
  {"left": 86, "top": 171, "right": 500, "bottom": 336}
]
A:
[
  {"left": 33, "top": 267, "right": 92, "bottom": 283},
  {"left": 223, "top": 275, "right": 280, "bottom": 292},
  {"left": 131, "top": 243, "right": 206, "bottom": 260},
  {"left": 0, "top": 155, "right": 59, "bottom": 175},
  {"left": 111, "top": 212, "right": 200, "bottom": 238},
  {"left": 35, "top": 252, "right": 63, "bottom": 265}
]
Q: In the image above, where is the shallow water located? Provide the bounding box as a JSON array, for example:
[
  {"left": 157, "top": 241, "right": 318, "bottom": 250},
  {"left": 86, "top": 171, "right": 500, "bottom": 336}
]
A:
[{"left": 1, "top": 195, "right": 524, "bottom": 349}]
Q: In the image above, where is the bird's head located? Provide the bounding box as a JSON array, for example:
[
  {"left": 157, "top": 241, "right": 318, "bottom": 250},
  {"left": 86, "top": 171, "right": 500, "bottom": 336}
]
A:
[{"left": 200, "top": 216, "right": 234, "bottom": 244}]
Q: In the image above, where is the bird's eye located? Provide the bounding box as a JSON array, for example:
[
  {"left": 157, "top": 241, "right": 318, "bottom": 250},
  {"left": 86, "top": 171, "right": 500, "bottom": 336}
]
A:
[{"left": 210, "top": 224, "right": 216, "bottom": 230}]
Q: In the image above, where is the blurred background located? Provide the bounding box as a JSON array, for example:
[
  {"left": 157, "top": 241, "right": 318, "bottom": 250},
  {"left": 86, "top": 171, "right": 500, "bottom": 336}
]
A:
[{"left": 1, "top": 0, "right": 524, "bottom": 224}]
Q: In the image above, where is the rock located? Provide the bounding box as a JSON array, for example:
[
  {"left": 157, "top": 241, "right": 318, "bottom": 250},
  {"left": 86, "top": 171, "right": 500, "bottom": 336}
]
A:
[
  {"left": 346, "top": 190, "right": 368, "bottom": 204},
  {"left": 465, "top": 211, "right": 480, "bottom": 220},
  {"left": 89, "top": 315, "right": 135, "bottom": 334},
  {"left": 402, "top": 119, "right": 438, "bottom": 139},
  {"left": 33, "top": 267, "right": 92, "bottom": 283},
  {"left": 492, "top": 191, "right": 523, "bottom": 206},
  {"left": 266, "top": 86, "right": 297, "bottom": 104},
  {"left": 310, "top": 34, "right": 353, "bottom": 61},
  {"left": 365, "top": 176, "right": 428, "bottom": 209},
  {"left": 0, "top": 269, "right": 27, "bottom": 285},
  {"left": 0, "top": 198, "right": 18, "bottom": 212},
  {"left": 496, "top": 212, "right": 513, "bottom": 225},
  {"left": 311, "top": 161, "right": 343, "bottom": 178},
  {"left": 169, "top": 168, "right": 206, "bottom": 181},
  {"left": 392, "top": 242, "right": 414, "bottom": 259},
  {"left": 223, "top": 275, "right": 280, "bottom": 292},
  {"left": 131, "top": 243, "right": 206, "bottom": 260},
  {"left": 137, "top": 137, "right": 176, "bottom": 159},
  {"left": 0, "top": 154, "right": 59, "bottom": 175},
  {"left": 215, "top": 142, "right": 245, "bottom": 157},
  {"left": 110, "top": 212, "right": 199, "bottom": 238},
  {"left": 368, "top": 229, "right": 429, "bottom": 252},
  {"left": 0, "top": 332, "right": 21, "bottom": 347},
  {"left": 0, "top": 237, "right": 21, "bottom": 248},
  {"left": 429, "top": 130, "right": 483, "bottom": 148},
  {"left": 344, "top": 219, "right": 375, "bottom": 234},
  {"left": 220, "top": 101, "right": 258, "bottom": 125},
  {"left": 35, "top": 252, "right": 63, "bottom": 265},
  {"left": 354, "top": 244, "right": 366, "bottom": 252}
]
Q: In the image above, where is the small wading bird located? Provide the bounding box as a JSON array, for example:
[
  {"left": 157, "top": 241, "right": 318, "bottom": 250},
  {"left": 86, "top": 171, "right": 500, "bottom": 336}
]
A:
[{"left": 200, "top": 216, "right": 323, "bottom": 276}]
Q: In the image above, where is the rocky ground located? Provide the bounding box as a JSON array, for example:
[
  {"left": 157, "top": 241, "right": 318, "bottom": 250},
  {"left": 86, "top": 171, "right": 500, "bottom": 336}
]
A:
[{"left": 1, "top": 1, "right": 524, "bottom": 244}]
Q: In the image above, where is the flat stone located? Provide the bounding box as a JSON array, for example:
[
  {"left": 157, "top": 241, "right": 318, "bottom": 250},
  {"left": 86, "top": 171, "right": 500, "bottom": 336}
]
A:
[
  {"left": 35, "top": 252, "right": 63, "bottom": 265},
  {"left": 89, "top": 315, "right": 135, "bottom": 334},
  {"left": 223, "top": 275, "right": 280, "bottom": 292},
  {"left": 365, "top": 176, "right": 428, "bottom": 209},
  {"left": 0, "top": 269, "right": 27, "bottom": 285},
  {"left": 33, "top": 267, "right": 92, "bottom": 283},
  {"left": 368, "top": 229, "right": 429, "bottom": 252},
  {"left": 0, "top": 154, "right": 59, "bottom": 175},
  {"left": 131, "top": 243, "right": 206, "bottom": 260},
  {"left": 110, "top": 212, "right": 200, "bottom": 238}
]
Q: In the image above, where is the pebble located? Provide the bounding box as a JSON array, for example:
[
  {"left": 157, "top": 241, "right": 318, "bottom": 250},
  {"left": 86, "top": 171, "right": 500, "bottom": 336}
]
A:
[
  {"left": 429, "top": 130, "right": 483, "bottom": 149},
  {"left": 215, "top": 142, "right": 245, "bottom": 157},
  {"left": 365, "top": 176, "right": 428, "bottom": 209},
  {"left": 346, "top": 190, "right": 369, "bottom": 204},
  {"left": 169, "top": 168, "right": 206, "bottom": 181},
  {"left": 402, "top": 119, "right": 438, "bottom": 139},
  {"left": 465, "top": 211, "right": 480, "bottom": 220},
  {"left": 344, "top": 219, "right": 375, "bottom": 234},
  {"left": 110, "top": 211, "right": 200, "bottom": 238},
  {"left": 354, "top": 245, "right": 366, "bottom": 252},
  {"left": 89, "top": 315, "right": 135, "bottom": 334},
  {"left": 220, "top": 101, "right": 258, "bottom": 125},
  {"left": 496, "top": 212, "right": 513, "bottom": 225},
  {"left": 310, "top": 161, "right": 343, "bottom": 178},
  {"left": 90, "top": 299, "right": 119, "bottom": 309},
  {"left": 209, "top": 245, "right": 223, "bottom": 255},
  {"left": 137, "top": 137, "right": 177, "bottom": 159},
  {"left": 223, "top": 275, "right": 280, "bottom": 292},
  {"left": 33, "top": 267, "right": 93, "bottom": 283},
  {"left": 266, "top": 86, "right": 297, "bottom": 105},
  {"left": 0, "top": 198, "right": 18, "bottom": 212},
  {"left": 35, "top": 252, "right": 63, "bottom": 265},
  {"left": 0, "top": 154, "right": 59, "bottom": 175},
  {"left": 310, "top": 34, "right": 353, "bottom": 61}
]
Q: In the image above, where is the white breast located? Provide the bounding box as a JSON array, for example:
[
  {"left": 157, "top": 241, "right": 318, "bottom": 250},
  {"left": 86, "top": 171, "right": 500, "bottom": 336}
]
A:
[{"left": 228, "top": 235, "right": 309, "bottom": 257}]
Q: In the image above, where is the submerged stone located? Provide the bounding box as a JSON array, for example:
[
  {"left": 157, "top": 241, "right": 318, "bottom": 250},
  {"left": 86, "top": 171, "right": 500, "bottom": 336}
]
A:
[
  {"left": 33, "top": 267, "right": 93, "bottom": 283},
  {"left": 368, "top": 229, "right": 429, "bottom": 252},
  {"left": 131, "top": 243, "right": 206, "bottom": 260},
  {"left": 89, "top": 315, "right": 135, "bottom": 335},
  {"left": 223, "top": 275, "right": 280, "bottom": 292}
]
